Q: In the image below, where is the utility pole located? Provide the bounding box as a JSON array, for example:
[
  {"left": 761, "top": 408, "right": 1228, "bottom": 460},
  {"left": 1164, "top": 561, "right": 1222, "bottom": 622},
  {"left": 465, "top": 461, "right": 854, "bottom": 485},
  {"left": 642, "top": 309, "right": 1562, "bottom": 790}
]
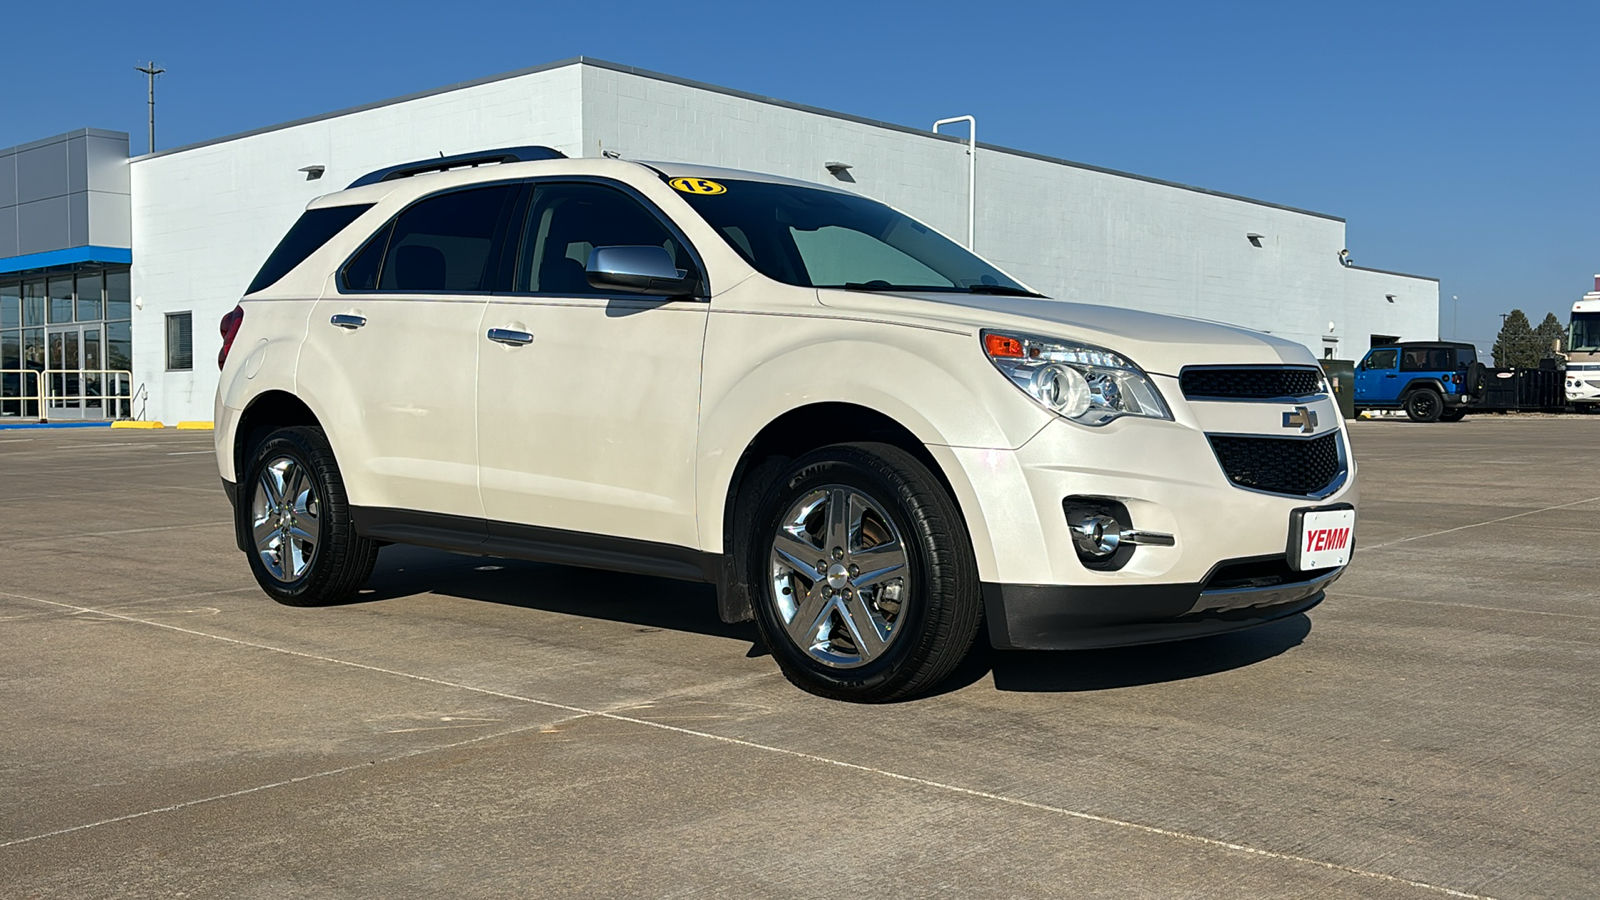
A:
[{"left": 135, "top": 62, "right": 165, "bottom": 153}]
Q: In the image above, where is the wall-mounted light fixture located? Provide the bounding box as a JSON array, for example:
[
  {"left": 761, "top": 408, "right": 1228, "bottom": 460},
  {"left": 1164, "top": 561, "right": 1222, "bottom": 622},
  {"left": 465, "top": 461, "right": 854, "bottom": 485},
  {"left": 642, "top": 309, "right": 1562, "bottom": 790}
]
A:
[
  {"left": 299, "top": 165, "right": 326, "bottom": 181},
  {"left": 1246, "top": 233, "right": 1264, "bottom": 248},
  {"left": 1386, "top": 294, "right": 1396, "bottom": 304},
  {"left": 824, "top": 161, "right": 852, "bottom": 175}
]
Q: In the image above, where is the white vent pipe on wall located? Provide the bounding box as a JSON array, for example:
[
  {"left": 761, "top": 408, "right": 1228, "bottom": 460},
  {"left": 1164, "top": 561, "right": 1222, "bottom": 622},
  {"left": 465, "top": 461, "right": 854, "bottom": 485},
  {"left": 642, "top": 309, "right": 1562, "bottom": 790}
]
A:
[{"left": 932, "top": 115, "right": 976, "bottom": 250}]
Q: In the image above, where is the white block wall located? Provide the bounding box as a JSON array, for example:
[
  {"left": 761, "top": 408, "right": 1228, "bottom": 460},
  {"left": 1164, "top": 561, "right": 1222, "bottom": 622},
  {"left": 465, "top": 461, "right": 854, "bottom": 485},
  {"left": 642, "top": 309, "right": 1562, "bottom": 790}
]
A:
[
  {"left": 129, "top": 66, "right": 584, "bottom": 423},
  {"left": 129, "top": 59, "right": 1436, "bottom": 424}
]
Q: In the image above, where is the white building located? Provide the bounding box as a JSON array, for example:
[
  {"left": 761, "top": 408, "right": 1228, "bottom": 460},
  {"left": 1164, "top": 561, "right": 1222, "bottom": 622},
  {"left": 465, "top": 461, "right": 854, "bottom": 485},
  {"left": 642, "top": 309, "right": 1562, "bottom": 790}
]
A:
[{"left": 4, "top": 57, "right": 1437, "bottom": 424}]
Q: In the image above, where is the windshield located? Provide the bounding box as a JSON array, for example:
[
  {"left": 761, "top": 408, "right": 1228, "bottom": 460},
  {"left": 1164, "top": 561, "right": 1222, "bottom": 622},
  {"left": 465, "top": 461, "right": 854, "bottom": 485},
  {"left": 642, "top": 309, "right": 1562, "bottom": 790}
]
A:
[
  {"left": 1572, "top": 312, "right": 1600, "bottom": 352},
  {"left": 670, "top": 178, "right": 1037, "bottom": 295}
]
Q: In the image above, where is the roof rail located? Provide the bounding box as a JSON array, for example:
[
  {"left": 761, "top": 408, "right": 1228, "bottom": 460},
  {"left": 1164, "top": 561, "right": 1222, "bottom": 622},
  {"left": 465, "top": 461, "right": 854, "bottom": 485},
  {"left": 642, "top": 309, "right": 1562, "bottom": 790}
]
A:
[{"left": 347, "top": 146, "right": 566, "bottom": 189}]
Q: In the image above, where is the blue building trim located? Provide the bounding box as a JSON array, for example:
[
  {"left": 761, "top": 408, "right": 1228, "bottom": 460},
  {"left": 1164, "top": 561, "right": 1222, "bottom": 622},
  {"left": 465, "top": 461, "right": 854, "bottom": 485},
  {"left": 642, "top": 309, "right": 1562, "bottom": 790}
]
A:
[{"left": 0, "top": 246, "right": 132, "bottom": 276}]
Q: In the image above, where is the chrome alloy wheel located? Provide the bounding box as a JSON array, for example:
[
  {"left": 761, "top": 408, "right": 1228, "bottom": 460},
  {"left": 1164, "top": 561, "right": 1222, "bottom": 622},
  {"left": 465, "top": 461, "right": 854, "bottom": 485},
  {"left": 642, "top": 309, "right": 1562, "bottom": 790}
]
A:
[
  {"left": 251, "top": 456, "right": 322, "bottom": 582},
  {"left": 769, "top": 486, "right": 911, "bottom": 668}
]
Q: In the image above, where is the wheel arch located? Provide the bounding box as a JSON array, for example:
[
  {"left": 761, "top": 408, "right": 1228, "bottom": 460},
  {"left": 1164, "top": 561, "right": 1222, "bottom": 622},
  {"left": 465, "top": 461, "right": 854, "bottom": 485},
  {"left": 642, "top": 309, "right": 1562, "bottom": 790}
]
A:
[
  {"left": 232, "top": 390, "right": 323, "bottom": 487},
  {"left": 709, "top": 401, "right": 993, "bottom": 624},
  {"left": 1400, "top": 378, "right": 1447, "bottom": 398}
]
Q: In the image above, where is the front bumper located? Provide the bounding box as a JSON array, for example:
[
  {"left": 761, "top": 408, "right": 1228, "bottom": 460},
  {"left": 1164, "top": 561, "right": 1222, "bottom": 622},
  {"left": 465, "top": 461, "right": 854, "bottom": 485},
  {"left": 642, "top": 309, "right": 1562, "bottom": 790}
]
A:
[
  {"left": 938, "top": 382, "right": 1356, "bottom": 650},
  {"left": 983, "top": 565, "right": 1340, "bottom": 650}
]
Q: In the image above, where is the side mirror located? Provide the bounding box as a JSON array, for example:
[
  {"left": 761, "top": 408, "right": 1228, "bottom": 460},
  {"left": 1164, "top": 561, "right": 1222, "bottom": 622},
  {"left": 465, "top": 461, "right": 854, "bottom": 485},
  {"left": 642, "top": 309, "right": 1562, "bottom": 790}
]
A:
[{"left": 586, "top": 246, "right": 696, "bottom": 297}]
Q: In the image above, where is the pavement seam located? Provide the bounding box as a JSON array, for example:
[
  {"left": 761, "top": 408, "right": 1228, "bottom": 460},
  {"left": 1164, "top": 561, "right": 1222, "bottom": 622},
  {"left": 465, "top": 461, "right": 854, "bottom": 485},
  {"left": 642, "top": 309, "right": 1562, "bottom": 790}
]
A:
[
  {"left": 1332, "top": 591, "right": 1600, "bottom": 623},
  {"left": 1360, "top": 495, "right": 1600, "bottom": 552},
  {"left": 0, "top": 520, "right": 234, "bottom": 546},
  {"left": 0, "top": 715, "right": 592, "bottom": 851},
  {"left": 0, "top": 590, "right": 1499, "bottom": 900}
]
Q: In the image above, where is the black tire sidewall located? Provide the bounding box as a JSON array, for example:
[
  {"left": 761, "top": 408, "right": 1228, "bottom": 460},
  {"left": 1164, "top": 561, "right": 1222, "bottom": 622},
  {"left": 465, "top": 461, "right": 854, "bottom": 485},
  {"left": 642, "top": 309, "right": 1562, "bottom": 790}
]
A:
[
  {"left": 747, "top": 445, "right": 972, "bottom": 701},
  {"left": 241, "top": 426, "right": 366, "bottom": 606},
  {"left": 1405, "top": 390, "right": 1443, "bottom": 422}
]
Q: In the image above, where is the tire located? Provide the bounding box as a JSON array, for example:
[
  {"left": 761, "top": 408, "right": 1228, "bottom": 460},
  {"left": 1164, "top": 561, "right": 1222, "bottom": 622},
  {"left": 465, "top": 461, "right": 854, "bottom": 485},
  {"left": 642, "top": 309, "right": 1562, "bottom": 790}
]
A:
[
  {"left": 1464, "top": 361, "right": 1488, "bottom": 396},
  {"left": 1404, "top": 389, "right": 1444, "bottom": 423},
  {"left": 747, "top": 443, "right": 981, "bottom": 703},
  {"left": 241, "top": 426, "right": 378, "bottom": 606},
  {"left": 1439, "top": 408, "right": 1467, "bottom": 422}
]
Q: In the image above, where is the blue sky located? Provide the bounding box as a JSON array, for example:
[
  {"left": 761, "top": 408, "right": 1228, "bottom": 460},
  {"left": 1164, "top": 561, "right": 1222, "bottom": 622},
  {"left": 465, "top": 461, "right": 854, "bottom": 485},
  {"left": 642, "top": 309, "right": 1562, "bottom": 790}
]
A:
[{"left": 4, "top": 0, "right": 1595, "bottom": 349}]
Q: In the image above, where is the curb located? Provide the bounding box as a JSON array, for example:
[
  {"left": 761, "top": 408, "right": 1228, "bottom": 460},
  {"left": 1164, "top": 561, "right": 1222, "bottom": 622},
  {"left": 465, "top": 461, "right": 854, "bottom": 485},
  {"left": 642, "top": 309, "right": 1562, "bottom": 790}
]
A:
[
  {"left": 111, "top": 421, "right": 166, "bottom": 430},
  {"left": 176, "top": 421, "right": 214, "bottom": 431}
]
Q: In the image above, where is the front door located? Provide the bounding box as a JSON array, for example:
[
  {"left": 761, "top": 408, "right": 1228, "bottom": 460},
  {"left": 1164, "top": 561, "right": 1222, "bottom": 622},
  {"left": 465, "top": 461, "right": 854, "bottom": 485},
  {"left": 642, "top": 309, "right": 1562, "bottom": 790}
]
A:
[
  {"left": 1354, "top": 347, "right": 1401, "bottom": 404},
  {"left": 477, "top": 181, "right": 709, "bottom": 549}
]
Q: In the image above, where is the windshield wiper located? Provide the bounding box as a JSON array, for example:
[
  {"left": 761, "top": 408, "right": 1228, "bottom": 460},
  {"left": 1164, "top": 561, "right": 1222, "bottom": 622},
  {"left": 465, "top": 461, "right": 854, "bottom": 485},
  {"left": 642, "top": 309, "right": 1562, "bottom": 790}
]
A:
[
  {"left": 964, "top": 284, "right": 1045, "bottom": 298},
  {"left": 840, "top": 282, "right": 953, "bottom": 292}
]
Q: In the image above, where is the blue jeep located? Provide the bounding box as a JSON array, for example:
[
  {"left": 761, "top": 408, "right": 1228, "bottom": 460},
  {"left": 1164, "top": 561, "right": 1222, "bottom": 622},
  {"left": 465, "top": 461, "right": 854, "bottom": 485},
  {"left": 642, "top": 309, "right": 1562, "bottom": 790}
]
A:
[{"left": 1354, "top": 341, "right": 1487, "bottom": 422}]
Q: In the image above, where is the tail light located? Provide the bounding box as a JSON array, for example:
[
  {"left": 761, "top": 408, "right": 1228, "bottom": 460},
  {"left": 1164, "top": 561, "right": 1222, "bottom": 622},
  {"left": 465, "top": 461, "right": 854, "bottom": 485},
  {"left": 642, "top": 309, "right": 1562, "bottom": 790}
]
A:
[
  {"left": 1452, "top": 373, "right": 1462, "bottom": 385},
  {"left": 218, "top": 305, "right": 244, "bottom": 369}
]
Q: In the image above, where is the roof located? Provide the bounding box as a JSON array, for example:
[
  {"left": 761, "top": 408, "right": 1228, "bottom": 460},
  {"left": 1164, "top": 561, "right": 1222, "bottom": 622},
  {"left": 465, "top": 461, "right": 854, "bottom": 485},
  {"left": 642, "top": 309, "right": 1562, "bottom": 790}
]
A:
[{"left": 132, "top": 56, "right": 1347, "bottom": 223}]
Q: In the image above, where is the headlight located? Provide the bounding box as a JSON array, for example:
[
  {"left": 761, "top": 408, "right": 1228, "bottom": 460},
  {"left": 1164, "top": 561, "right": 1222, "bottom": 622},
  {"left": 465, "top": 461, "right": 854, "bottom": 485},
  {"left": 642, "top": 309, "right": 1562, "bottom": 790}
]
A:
[{"left": 982, "top": 330, "right": 1171, "bottom": 426}]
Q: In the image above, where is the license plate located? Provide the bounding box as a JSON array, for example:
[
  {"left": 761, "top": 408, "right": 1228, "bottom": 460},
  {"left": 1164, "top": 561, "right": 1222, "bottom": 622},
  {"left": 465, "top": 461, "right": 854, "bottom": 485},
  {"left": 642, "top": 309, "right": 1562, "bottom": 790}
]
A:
[{"left": 1291, "top": 507, "right": 1355, "bottom": 571}]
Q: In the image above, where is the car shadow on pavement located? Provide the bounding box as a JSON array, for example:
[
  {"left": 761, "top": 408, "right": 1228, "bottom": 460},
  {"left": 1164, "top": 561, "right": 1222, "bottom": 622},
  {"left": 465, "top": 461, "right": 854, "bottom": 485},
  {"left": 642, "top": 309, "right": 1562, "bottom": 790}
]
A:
[
  {"left": 356, "top": 545, "right": 1310, "bottom": 693},
  {"left": 357, "top": 544, "right": 762, "bottom": 645},
  {"left": 937, "top": 614, "right": 1313, "bottom": 695}
]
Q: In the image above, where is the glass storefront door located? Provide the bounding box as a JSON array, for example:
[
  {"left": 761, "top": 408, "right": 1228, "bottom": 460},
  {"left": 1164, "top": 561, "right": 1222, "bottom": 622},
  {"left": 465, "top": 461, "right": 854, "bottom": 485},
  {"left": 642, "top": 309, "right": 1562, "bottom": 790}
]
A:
[{"left": 45, "top": 327, "right": 107, "bottom": 419}]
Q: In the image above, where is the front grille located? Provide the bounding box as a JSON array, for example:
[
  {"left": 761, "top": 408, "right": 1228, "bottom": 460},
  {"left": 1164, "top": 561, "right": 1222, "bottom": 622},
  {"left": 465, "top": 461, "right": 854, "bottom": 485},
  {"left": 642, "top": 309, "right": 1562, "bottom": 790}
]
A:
[
  {"left": 1208, "top": 432, "right": 1343, "bottom": 497},
  {"left": 1181, "top": 367, "right": 1325, "bottom": 400}
]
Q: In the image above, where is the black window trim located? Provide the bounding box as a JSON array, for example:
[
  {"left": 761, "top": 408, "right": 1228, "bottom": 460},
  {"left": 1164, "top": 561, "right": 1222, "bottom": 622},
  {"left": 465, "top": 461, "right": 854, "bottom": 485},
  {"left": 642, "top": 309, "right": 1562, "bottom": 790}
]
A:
[{"left": 335, "top": 175, "right": 711, "bottom": 302}]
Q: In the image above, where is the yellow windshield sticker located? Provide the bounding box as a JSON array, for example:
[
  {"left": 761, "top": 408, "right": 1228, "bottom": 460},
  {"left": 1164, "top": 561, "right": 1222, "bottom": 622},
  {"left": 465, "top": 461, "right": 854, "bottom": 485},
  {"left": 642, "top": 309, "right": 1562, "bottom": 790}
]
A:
[{"left": 670, "top": 177, "right": 727, "bottom": 195}]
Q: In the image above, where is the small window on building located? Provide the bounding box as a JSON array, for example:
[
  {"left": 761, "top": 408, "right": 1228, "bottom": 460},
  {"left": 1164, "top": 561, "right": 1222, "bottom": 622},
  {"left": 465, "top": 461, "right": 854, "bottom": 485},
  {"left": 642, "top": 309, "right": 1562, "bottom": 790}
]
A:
[{"left": 166, "top": 312, "right": 193, "bottom": 371}]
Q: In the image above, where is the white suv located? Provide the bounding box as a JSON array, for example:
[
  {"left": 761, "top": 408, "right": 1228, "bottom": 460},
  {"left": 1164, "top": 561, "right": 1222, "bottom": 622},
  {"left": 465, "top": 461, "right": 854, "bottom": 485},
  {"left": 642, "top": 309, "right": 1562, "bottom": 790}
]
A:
[{"left": 215, "top": 147, "right": 1357, "bottom": 702}]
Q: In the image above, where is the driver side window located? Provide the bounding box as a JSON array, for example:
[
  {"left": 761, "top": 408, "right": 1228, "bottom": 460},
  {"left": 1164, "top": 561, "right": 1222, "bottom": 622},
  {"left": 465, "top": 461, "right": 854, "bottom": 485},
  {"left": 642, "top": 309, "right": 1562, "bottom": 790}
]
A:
[
  {"left": 1365, "top": 348, "right": 1398, "bottom": 370},
  {"left": 515, "top": 183, "right": 695, "bottom": 295}
]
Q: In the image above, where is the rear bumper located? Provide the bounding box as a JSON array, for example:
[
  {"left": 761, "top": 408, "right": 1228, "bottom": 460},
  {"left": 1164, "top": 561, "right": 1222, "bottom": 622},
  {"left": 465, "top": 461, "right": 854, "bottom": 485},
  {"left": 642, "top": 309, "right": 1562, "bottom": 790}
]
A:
[{"left": 982, "top": 566, "right": 1341, "bottom": 650}]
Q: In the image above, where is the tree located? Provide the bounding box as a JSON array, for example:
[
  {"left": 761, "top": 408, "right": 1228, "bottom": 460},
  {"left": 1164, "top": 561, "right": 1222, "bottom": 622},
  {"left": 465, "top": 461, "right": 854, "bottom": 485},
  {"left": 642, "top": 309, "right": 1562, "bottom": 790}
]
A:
[
  {"left": 1492, "top": 309, "right": 1539, "bottom": 368},
  {"left": 1533, "top": 312, "right": 1567, "bottom": 359}
]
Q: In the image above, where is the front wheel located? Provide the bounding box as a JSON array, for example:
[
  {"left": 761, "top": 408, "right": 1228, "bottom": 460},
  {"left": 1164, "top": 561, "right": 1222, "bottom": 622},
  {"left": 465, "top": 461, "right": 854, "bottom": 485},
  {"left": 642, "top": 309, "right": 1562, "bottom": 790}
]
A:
[
  {"left": 748, "top": 443, "right": 981, "bottom": 702},
  {"left": 241, "top": 426, "right": 378, "bottom": 606},
  {"left": 1404, "top": 390, "right": 1444, "bottom": 422}
]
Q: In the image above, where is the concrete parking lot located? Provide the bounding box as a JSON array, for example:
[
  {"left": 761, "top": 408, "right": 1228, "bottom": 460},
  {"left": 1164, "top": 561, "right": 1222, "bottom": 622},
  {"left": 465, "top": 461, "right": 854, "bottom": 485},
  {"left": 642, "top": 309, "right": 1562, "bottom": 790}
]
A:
[{"left": 2, "top": 419, "right": 1596, "bottom": 899}]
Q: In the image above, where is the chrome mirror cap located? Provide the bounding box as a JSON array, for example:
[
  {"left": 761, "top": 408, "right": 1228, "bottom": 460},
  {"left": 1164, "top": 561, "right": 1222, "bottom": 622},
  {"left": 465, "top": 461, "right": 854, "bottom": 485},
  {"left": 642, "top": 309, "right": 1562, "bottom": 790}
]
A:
[{"left": 586, "top": 245, "right": 694, "bottom": 296}]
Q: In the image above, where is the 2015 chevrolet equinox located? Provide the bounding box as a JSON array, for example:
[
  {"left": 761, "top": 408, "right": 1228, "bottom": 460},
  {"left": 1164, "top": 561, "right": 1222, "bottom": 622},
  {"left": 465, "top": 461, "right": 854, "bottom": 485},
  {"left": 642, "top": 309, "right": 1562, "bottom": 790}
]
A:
[{"left": 215, "top": 147, "right": 1357, "bottom": 702}]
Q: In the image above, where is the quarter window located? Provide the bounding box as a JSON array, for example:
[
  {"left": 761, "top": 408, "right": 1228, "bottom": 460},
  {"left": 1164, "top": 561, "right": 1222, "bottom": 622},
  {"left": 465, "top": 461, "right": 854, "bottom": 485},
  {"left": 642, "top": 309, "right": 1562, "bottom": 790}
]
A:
[
  {"left": 516, "top": 183, "right": 695, "bottom": 295},
  {"left": 375, "top": 186, "right": 518, "bottom": 293}
]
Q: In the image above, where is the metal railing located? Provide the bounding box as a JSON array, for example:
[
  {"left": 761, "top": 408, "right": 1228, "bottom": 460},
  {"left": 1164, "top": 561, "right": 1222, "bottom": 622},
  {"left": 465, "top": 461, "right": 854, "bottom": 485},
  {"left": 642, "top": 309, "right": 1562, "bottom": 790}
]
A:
[{"left": 1, "top": 368, "right": 138, "bottom": 422}]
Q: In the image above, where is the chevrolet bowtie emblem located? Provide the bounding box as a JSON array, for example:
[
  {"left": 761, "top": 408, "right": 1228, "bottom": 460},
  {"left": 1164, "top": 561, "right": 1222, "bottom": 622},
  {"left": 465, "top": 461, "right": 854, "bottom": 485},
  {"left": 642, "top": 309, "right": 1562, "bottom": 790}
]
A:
[{"left": 1283, "top": 406, "right": 1319, "bottom": 434}]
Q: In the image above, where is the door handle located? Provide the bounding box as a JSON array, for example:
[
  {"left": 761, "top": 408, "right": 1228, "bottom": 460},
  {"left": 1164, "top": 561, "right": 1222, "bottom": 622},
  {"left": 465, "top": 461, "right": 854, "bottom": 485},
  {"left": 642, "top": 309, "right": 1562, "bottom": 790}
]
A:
[
  {"left": 330, "top": 314, "right": 367, "bottom": 329},
  {"left": 487, "top": 328, "right": 534, "bottom": 346},
  {"left": 1384, "top": 374, "right": 1397, "bottom": 378}
]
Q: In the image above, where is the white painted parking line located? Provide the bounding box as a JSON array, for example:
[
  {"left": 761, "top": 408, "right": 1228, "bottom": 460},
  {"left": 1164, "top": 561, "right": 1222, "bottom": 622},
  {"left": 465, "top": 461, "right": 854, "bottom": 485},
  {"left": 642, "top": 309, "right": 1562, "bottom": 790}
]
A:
[
  {"left": 0, "top": 521, "right": 232, "bottom": 546},
  {"left": 0, "top": 589, "right": 1502, "bottom": 900},
  {"left": 1361, "top": 495, "right": 1600, "bottom": 551}
]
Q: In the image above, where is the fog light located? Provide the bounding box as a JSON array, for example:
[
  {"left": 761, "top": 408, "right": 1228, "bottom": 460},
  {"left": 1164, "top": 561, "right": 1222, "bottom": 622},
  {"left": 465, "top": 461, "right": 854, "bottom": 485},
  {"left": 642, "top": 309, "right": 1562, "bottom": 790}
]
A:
[{"left": 1069, "top": 513, "right": 1124, "bottom": 559}]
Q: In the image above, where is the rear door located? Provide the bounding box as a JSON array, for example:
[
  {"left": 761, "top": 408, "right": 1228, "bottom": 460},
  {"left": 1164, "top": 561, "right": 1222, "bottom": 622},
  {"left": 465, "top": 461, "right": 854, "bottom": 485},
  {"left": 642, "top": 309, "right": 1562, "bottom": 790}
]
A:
[
  {"left": 476, "top": 180, "right": 709, "bottom": 549},
  {"left": 1355, "top": 347, "right": 1400, "bottom": 403},
  {"left": 297, "top": 183, "right": 520, "bottom": 521}
]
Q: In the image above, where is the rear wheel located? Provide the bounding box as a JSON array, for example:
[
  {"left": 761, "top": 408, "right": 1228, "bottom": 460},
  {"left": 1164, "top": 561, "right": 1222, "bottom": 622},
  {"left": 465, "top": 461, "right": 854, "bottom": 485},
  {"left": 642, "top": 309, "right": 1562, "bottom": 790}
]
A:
[
  {"left": 242, "top": 426, "right": 378, "bottom": 606},
  {"left": 1404, "top": 389, "right": 1444, "bottom": 422},
  {"left": 1439, "top": 408, "right": 1468, "bottom": 422},
  {"left": 748, "top": 443, "right": 981, "bottom": 703}
]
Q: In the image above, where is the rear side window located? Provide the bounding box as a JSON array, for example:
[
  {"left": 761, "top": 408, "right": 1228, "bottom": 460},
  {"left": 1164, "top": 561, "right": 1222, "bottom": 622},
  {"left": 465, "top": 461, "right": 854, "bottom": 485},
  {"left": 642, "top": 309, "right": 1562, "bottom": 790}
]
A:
[
  {"left": 247, "top": 204, "right": 373, "bottom": 295},
  {"left": 376, "top": 186, "right": 519, "bottom": 293},
  {"left": 1400, "top": 347, "right": 1454, "bottom": 371}
]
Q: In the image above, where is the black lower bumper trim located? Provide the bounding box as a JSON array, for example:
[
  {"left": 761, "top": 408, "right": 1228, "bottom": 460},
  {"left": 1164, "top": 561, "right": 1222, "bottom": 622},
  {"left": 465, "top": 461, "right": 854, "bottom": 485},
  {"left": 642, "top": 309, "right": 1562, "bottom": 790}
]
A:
[{"left": 981, "top": 580, "right": 1325, "bottom": 650}]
